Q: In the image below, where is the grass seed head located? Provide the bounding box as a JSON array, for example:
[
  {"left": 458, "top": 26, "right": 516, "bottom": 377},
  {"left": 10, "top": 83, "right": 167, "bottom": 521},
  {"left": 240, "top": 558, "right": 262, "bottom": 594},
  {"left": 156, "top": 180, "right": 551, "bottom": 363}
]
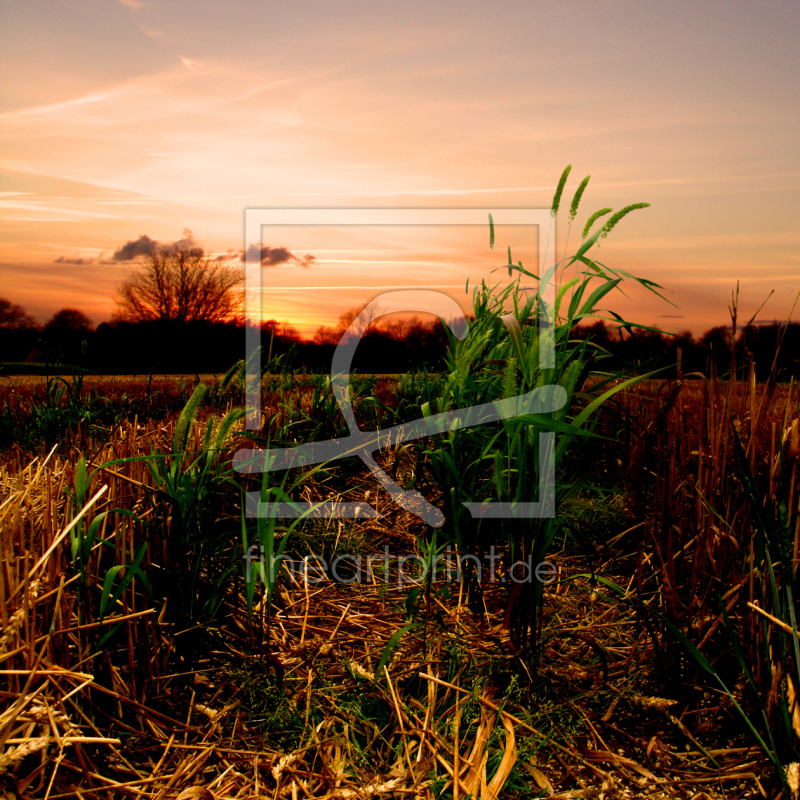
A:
[
  {"left": 0, "top": 736, "right": 52, "bottom": 773},
  {"left": 551, "top": 164, "right": 572, "bottom": 217},
  {"left": 582, "top": 207, "right": 613, "bottom": 240},
  {"left": 600, "top": 202, "right": 651, "bottom": 238},
  {"left": 569, "top": 175, "right": 591, "bottom": 222}
]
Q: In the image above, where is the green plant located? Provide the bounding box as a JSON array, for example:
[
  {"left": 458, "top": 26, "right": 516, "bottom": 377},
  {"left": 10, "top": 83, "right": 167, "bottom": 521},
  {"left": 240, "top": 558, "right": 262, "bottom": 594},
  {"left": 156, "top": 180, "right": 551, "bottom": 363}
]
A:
[
  {"left": 29, "top": 367, "right": 92, "bottom": 444},
  {"left": 65, "top": 456, "right": 143, "bottom": 606},
  {"left": 240, "top": 470, "right": 307, "bottom": 633},
  {"left": 420, "top": 166, "right": 668, "bottom": 667},
  {"left": 226, "top": 655, "right": 304, "bottom": 750},
  {"left": 100, "top": 383, "right": 246, "bottom": 634}
]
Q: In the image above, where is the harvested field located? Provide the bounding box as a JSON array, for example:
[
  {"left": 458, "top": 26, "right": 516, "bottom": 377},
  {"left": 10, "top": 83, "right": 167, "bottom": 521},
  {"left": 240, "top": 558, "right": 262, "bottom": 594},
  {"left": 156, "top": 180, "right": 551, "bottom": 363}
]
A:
[{"left": 1, "top": 367, "right": 797, "bottom": 798}]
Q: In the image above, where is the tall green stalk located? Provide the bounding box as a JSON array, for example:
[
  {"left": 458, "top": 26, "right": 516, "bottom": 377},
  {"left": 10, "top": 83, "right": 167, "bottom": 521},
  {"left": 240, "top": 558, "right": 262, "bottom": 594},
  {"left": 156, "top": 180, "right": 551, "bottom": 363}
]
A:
[
  {"left": 100, "top": 383, "right": 246, "bottom": 634},
  {"left": 422, "top": 166, "right": 668, "bottom": 666}
]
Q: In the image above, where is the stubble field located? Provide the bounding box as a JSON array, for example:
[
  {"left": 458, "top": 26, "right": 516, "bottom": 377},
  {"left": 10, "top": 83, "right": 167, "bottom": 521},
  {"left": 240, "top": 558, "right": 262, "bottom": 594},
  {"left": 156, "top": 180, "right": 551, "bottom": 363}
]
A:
[{"left": 1, "top": 366, "right": 798, "bottom": 799}]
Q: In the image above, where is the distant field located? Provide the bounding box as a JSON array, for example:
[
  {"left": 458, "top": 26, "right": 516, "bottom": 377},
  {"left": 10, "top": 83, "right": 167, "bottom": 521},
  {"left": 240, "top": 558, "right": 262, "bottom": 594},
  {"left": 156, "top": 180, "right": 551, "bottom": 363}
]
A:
[
  {"left": 1, "top": 372, "right": 408, "bottom": 390},
  {"left": 0, "top": 372, "right": 224, "bottom": 385}
]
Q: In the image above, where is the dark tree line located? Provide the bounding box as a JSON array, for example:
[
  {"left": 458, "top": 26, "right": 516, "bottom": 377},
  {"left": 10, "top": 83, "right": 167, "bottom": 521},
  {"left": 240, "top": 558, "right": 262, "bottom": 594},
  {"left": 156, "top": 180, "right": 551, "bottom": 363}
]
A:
[
  {"left": 570, "top": 320, "right": 800, "bottom": 382},
  {"left": 0, "top": 299, "right": 452, "bottom": 375},
  {"left": 1, "top": 304, "right": 94, "bottom": 367},
  {"left": 2, "top": 294, "right": 798, "bottom": 379}
]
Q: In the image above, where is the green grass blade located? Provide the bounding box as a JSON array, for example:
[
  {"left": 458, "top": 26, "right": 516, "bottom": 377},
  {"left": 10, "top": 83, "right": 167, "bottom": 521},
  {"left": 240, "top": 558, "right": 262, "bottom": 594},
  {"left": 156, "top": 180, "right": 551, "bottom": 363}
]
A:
[
  {"left": 576, "top": 278, "right": 622, "bottom": 318},
  {"left": 375, "top": 622, "right": 421, "bottom": 683},
  {"left": 174, "top": 383, "right": 206, "bottom": 455}
]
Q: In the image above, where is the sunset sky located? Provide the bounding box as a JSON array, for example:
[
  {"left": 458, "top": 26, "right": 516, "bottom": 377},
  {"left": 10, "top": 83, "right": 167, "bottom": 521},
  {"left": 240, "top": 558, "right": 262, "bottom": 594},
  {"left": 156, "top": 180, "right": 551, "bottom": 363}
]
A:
[{"left": 1, "top": 0, "right": 798, "bottom": 339}]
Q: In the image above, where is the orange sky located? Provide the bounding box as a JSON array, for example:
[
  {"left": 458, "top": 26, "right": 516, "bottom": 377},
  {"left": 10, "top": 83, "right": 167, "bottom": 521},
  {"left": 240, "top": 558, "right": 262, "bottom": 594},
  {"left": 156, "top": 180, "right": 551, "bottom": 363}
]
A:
[{"left": 1, "top": 1, "right": 798, "bottom": 340}]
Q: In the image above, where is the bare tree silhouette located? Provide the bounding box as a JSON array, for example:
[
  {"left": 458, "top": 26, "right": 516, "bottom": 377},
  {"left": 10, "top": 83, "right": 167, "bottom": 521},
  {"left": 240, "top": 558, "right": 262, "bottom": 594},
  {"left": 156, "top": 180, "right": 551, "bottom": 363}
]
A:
[{"left": 115, "top": 238, "right": 243, "bottom": 323}]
